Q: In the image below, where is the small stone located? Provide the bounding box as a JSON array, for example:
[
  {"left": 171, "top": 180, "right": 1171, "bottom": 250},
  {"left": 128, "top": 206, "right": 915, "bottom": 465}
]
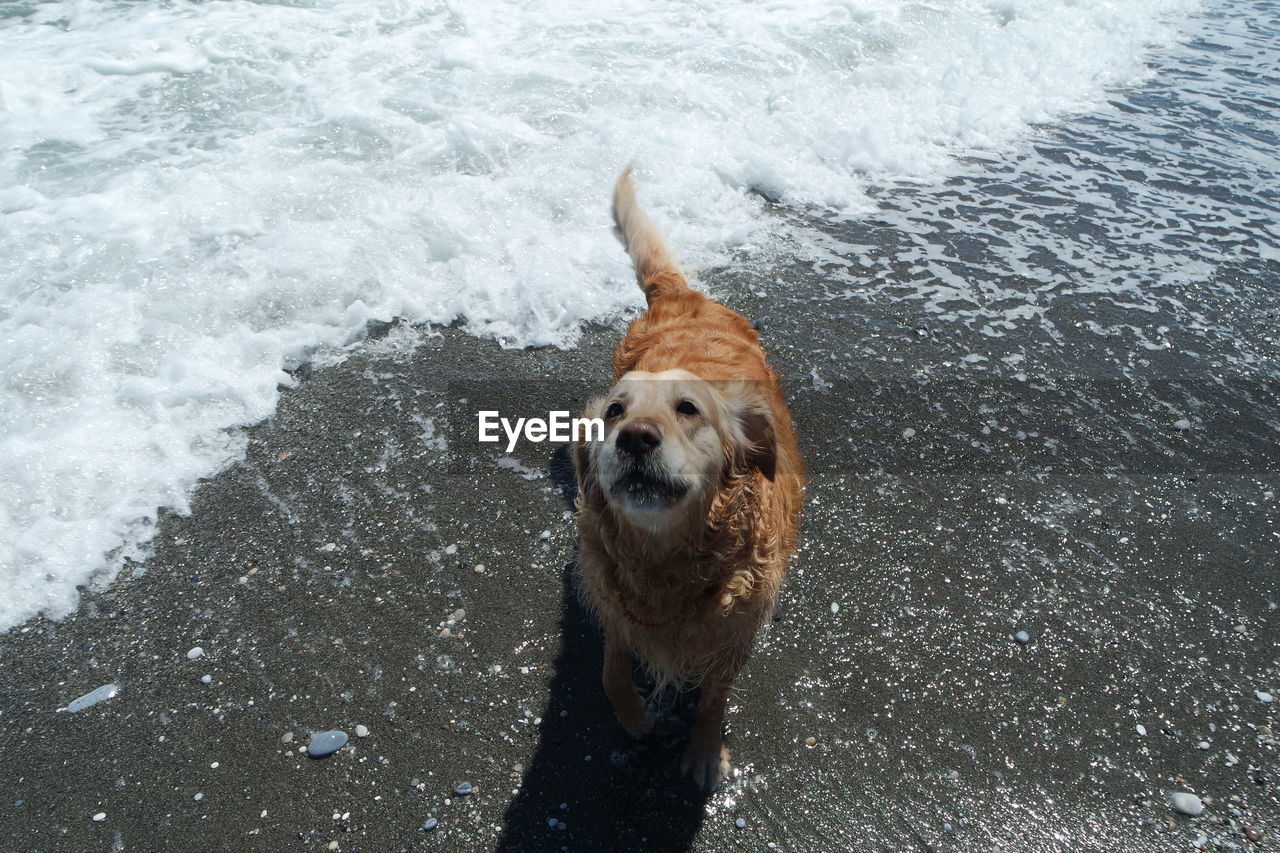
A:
[
  {"left": 1233, "top": 624, "right": 1248, "bottom": 633},
  {"left": 539, "top": 530, "right": 551, "bottom": 540},
  {"left": 474, "top": 565, "right": 485, "bottom": 574},
  {"left": 451, "top": 609, "right": 466, "bottom": 622},
  {"left": 830, "top": 602, "right": 839, "bottom": 614},
  {"left": 1015, "top": 631, "right": 1030, "bottom": 644},
  {"left": 306, "top": 730, "right": 349, "bottom": 759},
  {"left": 355, "top": 725, "right": 369, "bottom": 738},
  {"left": 281, "top": 732, "right": 293, "bottom": 743},
  {"left": 422, "top": 818, "right": 438, "bottom": 831},
  {"left": 1136, "top": 724, "right": 1147, "bottom": 736},
  {"left": 92, "top": 812, "right": 106, "bottom": 822},
  {"left": 902, "top": 428, "right": 916, "bottom": 439},
  {"left": 444, "top": 544, "right": 457, "bottom": 555},
  {"left": 328, "top": 842, "right": 339, "bottom": 851},
  {"left": 455, "top": 782, "right": 473, "bottom": 796},
  {"left": 1245, "top": 826, "right": 1263, "bottom": 842},
  {"left": 735, "top": 818, "right": 747, "bottom": 829},
  {"left": 1170, "top": 792, "right": 1204, "bottom": 816},
  {"left": 193, "top": 793, "right": 203, "bottom": 802},
  {"left": 804, "top": 736, "right": 817, "bottom": 747},
  {"left": 1199, "top": 741, "right": 1210, "bottom": 750},
  {"left": 409, "top": 778, "right": 421, "bottom": 789},
  {"left": 62, "top": 683, "right": 120, "bottom": 713},
  {"left": 1258, "top": 725, "right": 1272, "bottom": 736},
  {"left": 1256, "top": 691, "right": 1274, "bottom": 704},
  {"left": 200, "top": 674, "right": 212, "bottom": 685},
  {"left": 186, "top": 647, "right": 204, "bottom": 661},
  {"left": 1171, "top": 418, "right": 1191, "bottom": 431}
]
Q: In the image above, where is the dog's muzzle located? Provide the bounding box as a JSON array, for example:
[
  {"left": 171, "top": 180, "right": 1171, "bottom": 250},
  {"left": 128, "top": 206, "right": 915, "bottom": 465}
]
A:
[{"left": 609, "top": 422, "right": 687, "bottom": 508}]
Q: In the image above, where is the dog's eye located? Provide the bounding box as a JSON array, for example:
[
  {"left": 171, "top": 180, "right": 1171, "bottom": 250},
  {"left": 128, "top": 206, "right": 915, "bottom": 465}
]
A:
[
  {"left": 676, "top": 400, "right": 698, "bottom": 416},
  {"left": 604, "top": 401, "right": 625, "bottom": 419}
]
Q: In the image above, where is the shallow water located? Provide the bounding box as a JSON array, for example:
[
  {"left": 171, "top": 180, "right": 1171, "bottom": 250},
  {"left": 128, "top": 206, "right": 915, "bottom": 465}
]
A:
[{"left": 1, "top": 0, "right": 1202, "bottom": 629}]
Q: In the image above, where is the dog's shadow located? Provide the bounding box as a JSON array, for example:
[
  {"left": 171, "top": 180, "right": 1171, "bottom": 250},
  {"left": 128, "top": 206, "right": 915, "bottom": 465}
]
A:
[{"left": 496, "top": 446, "right": 711, "bottom": 852}]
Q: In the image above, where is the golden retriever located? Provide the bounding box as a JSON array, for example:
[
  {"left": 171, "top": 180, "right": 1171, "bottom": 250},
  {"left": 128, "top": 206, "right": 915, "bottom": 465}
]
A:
[{"left": 572, "top": 168, "right": 803, "bottom": 788}]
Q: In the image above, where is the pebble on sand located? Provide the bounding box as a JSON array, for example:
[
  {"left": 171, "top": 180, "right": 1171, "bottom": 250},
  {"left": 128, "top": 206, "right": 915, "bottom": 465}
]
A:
[
  {"left": 735, "top": 818, "right": 747, "bottom": 829},
  {"left": 199, "top": 674, "right": 212, "bottom": 685},
  {"left": 1172, "top": 418, "right": 1192, "bottom": 431},
  {"left": 92, "top": 812, "right": 106, "bottom": 822},
  {"left": 1256, "top": 691, "right": 1273, "bottom": 704},
  {"left": 186, "top": 647, "right": 204, "bottom": 661},
  {"left": 455, "top": 782, "right": 473, "bottom": 796},
  {"left": 355, "top": 724, "right": 369, "bottom": 738},
  {"left": 1015, "top": 631, "right": 1030, "bottom": 644},
  {"left": 1169, "top": 792, "right": 1204, "bottom": 816},
  {"left": 422, "top": 817, "right": 438, "bottom": 831},
  {"left": 306, "top": 730, "right": 349, "bottom": 758},
  {"left": 61, "top": 683, "right": 120, "bottom": 713}
]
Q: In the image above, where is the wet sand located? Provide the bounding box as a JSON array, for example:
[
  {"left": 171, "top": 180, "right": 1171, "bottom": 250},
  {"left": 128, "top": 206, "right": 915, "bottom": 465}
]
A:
[{"left": 0, "top": 284, "right": 1276, "bottom": 852}]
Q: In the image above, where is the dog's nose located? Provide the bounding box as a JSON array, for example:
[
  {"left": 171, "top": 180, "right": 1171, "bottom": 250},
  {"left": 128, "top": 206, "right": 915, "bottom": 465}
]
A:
[{"left": 616, "top": 421, "right": 661, "bottom": 456}]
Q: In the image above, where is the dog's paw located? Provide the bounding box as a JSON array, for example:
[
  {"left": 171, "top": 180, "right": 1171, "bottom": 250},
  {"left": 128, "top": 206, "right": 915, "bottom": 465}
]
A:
[
  {"left": 617, "top": 706, "right": 655, "bottom": 740},
  {"left": 681, "top": 739, "right": 731, "bottom": 790}
]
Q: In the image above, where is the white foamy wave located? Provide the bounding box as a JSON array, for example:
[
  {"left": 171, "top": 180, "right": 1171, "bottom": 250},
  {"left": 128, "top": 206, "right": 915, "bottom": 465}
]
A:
[{"left": 0, "top": 0, "right": 1196, "bottom": 629}]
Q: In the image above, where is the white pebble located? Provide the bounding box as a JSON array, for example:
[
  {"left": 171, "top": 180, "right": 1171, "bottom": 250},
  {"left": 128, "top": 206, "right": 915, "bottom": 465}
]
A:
[
  {"left": 445, "top": 544, "right": 458, "bottom": 555},
  {"left": 1256, "top": 691, "right": 1274, "bottom": 704},
  {"left": 1015, "top": 631, "right": 1030, "bottom": 644},
  {"left": 474, "top": 565, "right": 485, "bottom": 574},
  {"left": 902, "top": 428, "right": 916, "bottom": 439},
  {"left": 1198, "top": 741, "right": 1210, "bottom": 750},
  {"left": 1169, "top": 792, "right": 1203, "bottom": 816},
  {"left": 1172, "top": 418, "right": 1191, "bottom": 431},
  {"left": 193, "top": 793, "right": 203, "bottom": 802},
  {"left": 92, "top": 812, "right": 106, "bottom": 822},
  {"left": 186, "top": 646, "right": 204, "bottom": 660},
  {"left": 355, "top": 725, "right": 369, "bottom": 738},
  {"left": 1136, "top": 724, "right": 1147, "bottom": 736},
  {"left": 830, "top": 602, "right": 839, "bottom": 614},
  {"left": 199, "top": 674, "right": 212, "bottom": 684}
]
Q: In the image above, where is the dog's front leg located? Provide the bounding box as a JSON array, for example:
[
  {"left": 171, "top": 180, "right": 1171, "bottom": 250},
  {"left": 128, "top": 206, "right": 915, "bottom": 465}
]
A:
[
  {"left": 602, "top": 633, "right": 654, "bottom": 739},
  {"left": 682, "top": 674, "right": 732, "bottom": 789}
]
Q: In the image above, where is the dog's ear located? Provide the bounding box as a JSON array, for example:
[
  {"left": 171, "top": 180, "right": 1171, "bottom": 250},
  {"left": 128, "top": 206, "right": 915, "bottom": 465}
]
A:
[{"left": 723, "top": 382, "right": 777, "bottom": 481}]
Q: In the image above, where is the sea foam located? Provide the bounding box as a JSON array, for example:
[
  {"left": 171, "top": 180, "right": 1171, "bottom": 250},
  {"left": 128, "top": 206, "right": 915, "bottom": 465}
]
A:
[{"left": 0, "top": 0, "right": 1197, "bottom": 629}]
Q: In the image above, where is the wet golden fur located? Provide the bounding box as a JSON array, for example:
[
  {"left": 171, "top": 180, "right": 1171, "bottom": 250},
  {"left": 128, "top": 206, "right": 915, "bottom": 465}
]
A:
[{"left": 572, "top": 169, "right": 803, "bottom": 788}]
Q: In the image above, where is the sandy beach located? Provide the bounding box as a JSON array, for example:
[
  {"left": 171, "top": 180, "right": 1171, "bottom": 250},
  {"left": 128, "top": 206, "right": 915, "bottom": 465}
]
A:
[{"left": 2, "top": 266, "right": 1277, "bottom": 851}]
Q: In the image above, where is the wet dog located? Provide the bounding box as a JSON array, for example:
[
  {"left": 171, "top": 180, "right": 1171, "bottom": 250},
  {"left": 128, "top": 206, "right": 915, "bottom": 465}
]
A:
[{"left": 573, "top": 168, "right": 803, "bottom": 788}]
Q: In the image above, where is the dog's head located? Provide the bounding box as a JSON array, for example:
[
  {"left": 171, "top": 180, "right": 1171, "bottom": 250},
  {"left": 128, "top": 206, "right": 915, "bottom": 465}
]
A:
[{"left": 574, "top": 368, "right": 777, "bottom": 530}]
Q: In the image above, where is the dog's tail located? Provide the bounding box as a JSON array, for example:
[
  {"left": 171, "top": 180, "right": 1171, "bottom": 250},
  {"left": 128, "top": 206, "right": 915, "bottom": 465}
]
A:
[{"left": 612, "top": 166, "right": 688, "bottom": 303}]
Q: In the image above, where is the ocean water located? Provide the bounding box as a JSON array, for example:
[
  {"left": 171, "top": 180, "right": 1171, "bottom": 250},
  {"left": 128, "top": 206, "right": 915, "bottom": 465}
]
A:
[{"left": 0, "top": 0, "right": 1217, "bottom": 629}]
